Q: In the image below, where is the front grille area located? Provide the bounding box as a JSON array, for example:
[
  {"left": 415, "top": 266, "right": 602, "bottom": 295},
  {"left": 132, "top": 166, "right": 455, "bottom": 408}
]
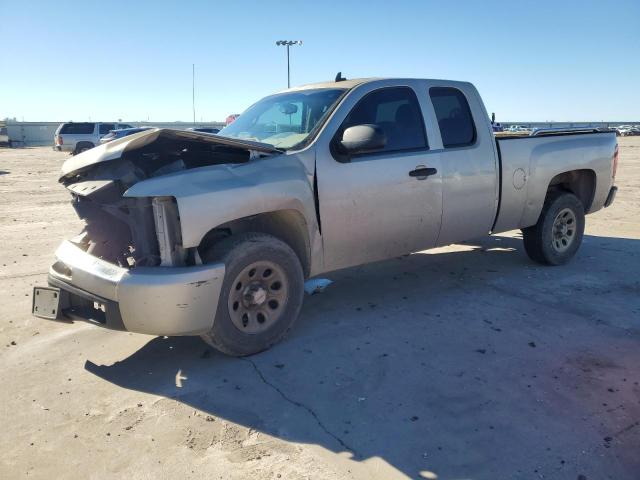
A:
[{"left": 71, "top": 193, "right": 159, "bottom": 268}]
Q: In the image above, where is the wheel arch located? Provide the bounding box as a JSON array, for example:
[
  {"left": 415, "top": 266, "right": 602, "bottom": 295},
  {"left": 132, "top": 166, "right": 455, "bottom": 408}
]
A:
[
  {"left": 198, "top": 209, "right": 313, "bottom": 278},
  {"left": 546, "top": 169, "right": 596, "bottom": 212},
  {"left": 521, "top": 168, "right": 597, "bottom": 229}
]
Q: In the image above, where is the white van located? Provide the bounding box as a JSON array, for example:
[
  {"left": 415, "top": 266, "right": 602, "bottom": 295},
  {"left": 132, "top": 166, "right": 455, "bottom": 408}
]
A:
[{"left": 54, "top": 122, "right": 133, "bottom": 154}]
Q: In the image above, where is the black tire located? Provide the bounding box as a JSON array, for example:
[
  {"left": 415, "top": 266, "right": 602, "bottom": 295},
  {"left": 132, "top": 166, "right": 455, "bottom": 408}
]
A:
[
  {"left": 521, "top": 190, "right": 585, "bottom": 265},
  {"left": 74, "top": 142, "right": 94, "bottom": 155},
  {"left": 200, "top": 233, "right": 304, "bottom": 356}
]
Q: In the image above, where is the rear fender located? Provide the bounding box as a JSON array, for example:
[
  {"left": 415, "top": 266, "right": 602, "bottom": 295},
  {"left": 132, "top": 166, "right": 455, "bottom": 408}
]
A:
[{"left": 519, "top": 134, "right": 616, "bottom": 227}]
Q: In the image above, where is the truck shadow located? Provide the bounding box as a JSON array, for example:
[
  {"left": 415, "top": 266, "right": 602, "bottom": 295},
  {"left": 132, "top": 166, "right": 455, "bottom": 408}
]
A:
[{"left": 85, "top": 233, "right": 640, "bottom": 479}]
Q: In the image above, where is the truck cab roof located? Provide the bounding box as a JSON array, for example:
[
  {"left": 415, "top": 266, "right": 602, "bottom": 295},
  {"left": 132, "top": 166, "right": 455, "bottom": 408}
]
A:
[{"left": 285, "top": 77, "right": 473, "bottom": 92}]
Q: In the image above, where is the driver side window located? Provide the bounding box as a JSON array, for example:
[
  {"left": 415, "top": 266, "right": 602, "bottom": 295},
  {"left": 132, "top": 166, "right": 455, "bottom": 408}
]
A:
[{"left": 341, "top": 87, "right": 427, "bottom": 153}]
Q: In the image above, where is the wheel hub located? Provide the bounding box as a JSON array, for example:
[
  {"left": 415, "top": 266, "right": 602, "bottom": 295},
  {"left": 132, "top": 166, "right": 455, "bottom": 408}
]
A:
[
  {"left": 552, "top": 208, "right": 576, "bottom": 253},
  {"left": 243, "top": 283, "right": 267, "bottom": 307},
  {"left": 227, "top": 260, "right": 288, "bottom": 334}
]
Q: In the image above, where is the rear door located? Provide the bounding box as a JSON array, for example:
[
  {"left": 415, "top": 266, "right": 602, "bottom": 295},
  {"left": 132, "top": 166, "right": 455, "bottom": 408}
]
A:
[
  {"left": 425, "top": 83, "right": 499, "bottom": 245},
  {"left": 316, "top": 82, "right": 443, "bottom": 271}
]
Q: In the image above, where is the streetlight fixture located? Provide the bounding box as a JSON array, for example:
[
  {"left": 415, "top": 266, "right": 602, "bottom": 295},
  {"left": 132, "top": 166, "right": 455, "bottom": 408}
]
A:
[
  {"left": 192, "top": 63, "right": 196, "bottom": 125},
  {"left": 275, "top": 40, "right": 302, "bottom": 88}
]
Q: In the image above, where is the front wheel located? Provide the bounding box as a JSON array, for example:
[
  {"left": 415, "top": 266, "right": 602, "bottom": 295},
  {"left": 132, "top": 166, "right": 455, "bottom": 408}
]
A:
[
  {"left": 200, "top": 233, "right": 304, "bottom": 356},
  {"left": 522, "top": 191, "right": 585, "bottom": 265}
]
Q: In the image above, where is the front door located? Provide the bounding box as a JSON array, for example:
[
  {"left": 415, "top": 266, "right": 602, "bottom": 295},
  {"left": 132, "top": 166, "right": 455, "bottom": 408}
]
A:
[{"left": 316, "top": 86, "right": 443, "bottom": 271}]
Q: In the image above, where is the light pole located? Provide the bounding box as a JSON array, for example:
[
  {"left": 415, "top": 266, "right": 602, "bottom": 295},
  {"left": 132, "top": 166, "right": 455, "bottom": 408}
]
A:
[
  {"left": 192, "top": 63, "right": 196, "bottom": 125},
  {"left": 275, "top": 40, "right": 302, "bottom": 88}
]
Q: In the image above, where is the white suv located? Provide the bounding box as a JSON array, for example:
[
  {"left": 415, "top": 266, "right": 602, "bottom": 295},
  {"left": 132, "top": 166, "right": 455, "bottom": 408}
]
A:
[{"left": 54, "top": 122, "right": 133, "bottom": 154}]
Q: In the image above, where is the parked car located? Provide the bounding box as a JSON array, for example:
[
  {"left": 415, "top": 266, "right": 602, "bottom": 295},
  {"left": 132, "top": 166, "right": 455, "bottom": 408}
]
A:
[
  {"left": 225, "top": 114, "right": 240, "bottom": 126},
  {"left": 34, "top": 77, "right": 618, "bottom": 356},
  {"left": 99, "top": 127, "right": 152, "bottom": 144},
  {"left": 54, "top": 122, "right": 134, "bottom": 154},
  {"left": 506, "top": 125, "right": 530, "bottom": 132},
  {"left": 187, "top": 127, "right": 220, "bottom": 134},
  {"left": 613, "top": 125, "right": 640, "bottom": 136}
]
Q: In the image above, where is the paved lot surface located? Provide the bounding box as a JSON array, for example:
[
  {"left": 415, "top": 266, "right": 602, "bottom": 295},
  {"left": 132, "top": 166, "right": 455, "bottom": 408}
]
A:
[{"left": 1, "top": 140, "right": 639, "bottom": 480}]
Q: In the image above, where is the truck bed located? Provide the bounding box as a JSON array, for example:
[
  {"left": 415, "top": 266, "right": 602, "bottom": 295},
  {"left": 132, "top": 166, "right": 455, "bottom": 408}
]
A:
[
  {"left": 495, "top": 126, "right": 612, "bottom": 139},
  {"left": 492, "top": 130, "right": 617, "bottom": 234}
]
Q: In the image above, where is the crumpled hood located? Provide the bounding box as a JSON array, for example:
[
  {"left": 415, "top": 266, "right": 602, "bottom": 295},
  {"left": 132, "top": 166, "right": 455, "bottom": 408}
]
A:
[{"left": 59, "top": 128, "right": 281, "bottom": 180}]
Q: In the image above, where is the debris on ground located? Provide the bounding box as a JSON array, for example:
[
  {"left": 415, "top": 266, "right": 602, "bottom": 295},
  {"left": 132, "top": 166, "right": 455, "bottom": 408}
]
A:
[{"left": 304, "top": 278, "right": 333, "bottom": 295}]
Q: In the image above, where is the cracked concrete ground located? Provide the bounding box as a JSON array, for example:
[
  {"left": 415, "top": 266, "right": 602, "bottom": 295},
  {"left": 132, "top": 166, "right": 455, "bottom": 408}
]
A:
[{"left": 1, "top": 139, "right": 639, "bottom": 480}]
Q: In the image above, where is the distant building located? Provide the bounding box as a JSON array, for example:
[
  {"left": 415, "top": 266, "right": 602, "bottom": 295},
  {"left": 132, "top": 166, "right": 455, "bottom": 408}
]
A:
[{"left": 4, "top": 121, "right": 225, "bottom": 146}]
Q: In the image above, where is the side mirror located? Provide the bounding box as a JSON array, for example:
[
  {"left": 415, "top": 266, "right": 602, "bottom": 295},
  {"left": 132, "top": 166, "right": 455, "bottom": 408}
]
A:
[{"left": 340, "top": 124, "right": 386, "bottom": 155}]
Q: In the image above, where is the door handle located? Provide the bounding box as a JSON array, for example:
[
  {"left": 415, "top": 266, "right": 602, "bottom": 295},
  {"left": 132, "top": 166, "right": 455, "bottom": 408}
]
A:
[{"left": 409, "top": 165, "right": 437, "bottom": 179}]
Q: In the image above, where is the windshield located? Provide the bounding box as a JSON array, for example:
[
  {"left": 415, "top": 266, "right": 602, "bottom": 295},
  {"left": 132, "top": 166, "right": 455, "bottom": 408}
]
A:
[{"left": 218, "top": 88, "right": 346, "bottom": 150}]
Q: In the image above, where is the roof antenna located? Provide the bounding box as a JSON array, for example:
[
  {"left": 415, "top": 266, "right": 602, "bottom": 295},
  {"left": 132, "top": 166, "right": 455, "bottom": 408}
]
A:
[{"left": 335, "top": 71, "right": 346, "bottom": 82}]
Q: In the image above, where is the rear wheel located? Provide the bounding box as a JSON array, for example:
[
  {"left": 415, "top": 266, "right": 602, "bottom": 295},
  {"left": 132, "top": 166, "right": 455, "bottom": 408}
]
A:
[
  {"left": 200, "top": 233, "right": 304, "bottom": 356},
  {"left": 74, "top": 142, "right": 94, "bottom": 154},
  {"left": 522, "top": 191, "right": 585, "bottom": 265}
]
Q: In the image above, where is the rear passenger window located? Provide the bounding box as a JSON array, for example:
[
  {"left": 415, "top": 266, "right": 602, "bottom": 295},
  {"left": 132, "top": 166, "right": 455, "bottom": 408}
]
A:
[
  {"left": 429, "top": 87, "right": 476, "bottom": 148},
  {"left": 341, "top": 87, "right": 427, "bottom": 153},
  {"left": 99, "top": 123, "right": 115, "bottom": 134},
  {"left": 60, "top": 123, "right": 95, "bottom": 134}
]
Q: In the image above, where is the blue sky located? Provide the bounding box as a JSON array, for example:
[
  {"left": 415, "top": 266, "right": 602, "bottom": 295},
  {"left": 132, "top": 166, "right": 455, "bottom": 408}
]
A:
[{"left": 2, "top": 0, "right": 639, "bottom": 122}]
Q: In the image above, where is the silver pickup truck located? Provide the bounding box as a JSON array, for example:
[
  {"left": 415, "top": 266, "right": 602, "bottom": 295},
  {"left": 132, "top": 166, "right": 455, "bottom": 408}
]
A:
[{"left": 33, "top": 78, "right": 619, "bottom": 356}]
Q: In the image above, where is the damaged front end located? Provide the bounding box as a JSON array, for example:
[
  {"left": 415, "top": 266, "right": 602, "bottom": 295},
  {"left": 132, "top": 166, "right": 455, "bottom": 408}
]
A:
[
  {"left": 58, "top": 128, "right": 280, "bottom": 268},
  {"left": 65, "top": 179, "right": 160, "bottom": 268},
  {"left": 34, "top": 128, "right": 280, "bottom": 335}
]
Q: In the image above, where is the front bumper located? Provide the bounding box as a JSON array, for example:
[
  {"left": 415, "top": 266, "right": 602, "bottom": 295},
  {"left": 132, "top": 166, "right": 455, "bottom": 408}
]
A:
[{"left": 35, "top": 240, "right": 225, "bottom": 336}]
